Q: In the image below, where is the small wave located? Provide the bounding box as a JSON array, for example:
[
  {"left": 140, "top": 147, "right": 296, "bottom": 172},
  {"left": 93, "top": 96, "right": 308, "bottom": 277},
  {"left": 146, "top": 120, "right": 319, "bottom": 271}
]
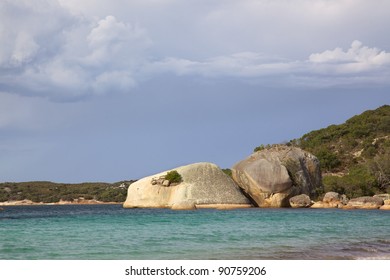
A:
[
  {"left": 355, "top": 255, "right": 390, "bottom": 260},
  {"left": 377, "top": 239, "right": 390, "bottom": 244}
]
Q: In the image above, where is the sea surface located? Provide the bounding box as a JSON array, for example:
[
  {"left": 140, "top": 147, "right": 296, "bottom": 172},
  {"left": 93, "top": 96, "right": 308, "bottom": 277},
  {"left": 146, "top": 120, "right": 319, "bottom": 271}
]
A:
[{"left": 0, "top": 205, "right": 389, "bottom": 260}]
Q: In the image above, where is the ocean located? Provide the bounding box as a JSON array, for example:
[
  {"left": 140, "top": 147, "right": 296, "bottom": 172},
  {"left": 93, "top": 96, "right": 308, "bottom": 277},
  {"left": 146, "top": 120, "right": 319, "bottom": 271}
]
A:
[{"left": 0, "top": 205, "right": 389, "bottom": 260}]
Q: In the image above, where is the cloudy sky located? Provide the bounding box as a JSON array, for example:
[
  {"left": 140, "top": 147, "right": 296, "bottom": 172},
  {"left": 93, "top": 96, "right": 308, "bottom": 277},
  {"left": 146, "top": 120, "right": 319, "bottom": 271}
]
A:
[{"left": 1, "top": 0, "right": 389, "bottom": 183}]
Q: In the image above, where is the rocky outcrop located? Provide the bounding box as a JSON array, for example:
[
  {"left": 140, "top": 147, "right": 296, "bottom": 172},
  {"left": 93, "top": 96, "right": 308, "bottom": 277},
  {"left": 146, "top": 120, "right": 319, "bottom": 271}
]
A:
[
  {"left": 311, "top": 192, "right": 349, "bottom": 208},
  {"left": 345, "top": 196, "right": 384, "bottom": 209},
  {"left": 380, "top": 199, "right": 390, "bottom": 210},
  {"left": 323, "top": 192, "right": 341, "bottom": 203},
  {"left": 232, "top": 145, "right": 322, "bottom": 207},
  {"left": 123, "top": 162, "right": 252, "bottom": 210},
  {"left": 374, "top": 194, "right": 390, "bottom": 201},
  {"left": 289, "top": 194, "right": 312, "bottom": 208}
]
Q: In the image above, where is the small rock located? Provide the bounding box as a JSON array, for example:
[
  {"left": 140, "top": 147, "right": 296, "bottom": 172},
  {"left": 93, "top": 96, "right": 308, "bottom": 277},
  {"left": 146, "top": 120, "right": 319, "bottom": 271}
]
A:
[
  {"left": 311, "top": 201, "right": 339, "bottom": 208},
  {"left": 171, "top": 201, "right": 196, "bottom": 210},
  {"left": 340, "top": 194, "right": 349, "bottom": 205},
  {"left": 289, "top": 194, "right": 312, "bottom": 208},
  {"left": 323, "top": 192, "right": 340, "bottom": 203},
  {"left": 314, "top": 191, "right": 348, "bottom": 208},
  {"left": 151, "top": 179, "right": 157, "bottom": 185},
  {"left": 380, "top": 204, "right": 390, "bottom": 210},
  {"left": 311, "top": 201, "right": 327, "bottom": 208},
  {"left": 346, "top": 196, "right": 384, "bottom": 209},
  {"left": 162, "top": 180, "right": 170, "bottom": 187},
  {"left": 374, "top": 194, "right": 390, "bottom": 201}
]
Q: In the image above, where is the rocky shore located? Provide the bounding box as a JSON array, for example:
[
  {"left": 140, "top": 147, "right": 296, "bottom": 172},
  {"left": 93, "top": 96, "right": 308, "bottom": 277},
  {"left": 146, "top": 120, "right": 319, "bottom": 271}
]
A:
[
  {"left": 2, "top": 147, "right": 388, "bottom": 211},
  {"left": 292, "top": 192, "right": 390, "bottom": 210},
  {"left": 123, "top": 145, "right": 389, "bottom": 211}
]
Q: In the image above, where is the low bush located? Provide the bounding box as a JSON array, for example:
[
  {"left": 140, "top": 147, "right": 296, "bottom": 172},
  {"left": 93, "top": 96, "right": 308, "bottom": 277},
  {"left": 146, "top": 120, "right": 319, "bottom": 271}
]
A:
[{"left": 165, "top": 170, "right": 182, "bottom": 183}]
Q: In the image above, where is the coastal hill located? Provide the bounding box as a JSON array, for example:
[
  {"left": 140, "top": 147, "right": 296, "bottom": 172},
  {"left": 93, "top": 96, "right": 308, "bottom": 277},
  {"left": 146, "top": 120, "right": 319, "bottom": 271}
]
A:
[
  {"left": 0, "top": 181, "right": 134, "bottom": 204},
  {"left": 289, "top": 105, "right": 390, "bottom": 198}
]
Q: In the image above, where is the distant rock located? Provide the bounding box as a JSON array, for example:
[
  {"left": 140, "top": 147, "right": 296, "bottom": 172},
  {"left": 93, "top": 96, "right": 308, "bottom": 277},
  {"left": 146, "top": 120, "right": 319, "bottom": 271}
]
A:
[
  {"left": 345, "top": 196, "right": 384, "bottom": 209},
  {"left": 323, "top": 192, "right": 340, "bottom": 203},
  {"left": 374, "top": 194, "right": 390, "bottom": 201},
  {"left": 123, "top": 162, "right": 252, "bottom": 210},
  {"left": 232, "top": 145, "right": 322, "bottom": 207},
  {"left": 312, "top": 192, "right": 349, "bottom": 208},
  {"left": 311, "top": 201, "right": 331, "bottom": 208},
  {"left": 171, "top": 201, "right": 196, "bottom": 210},
  {"left": 289, "top": 194, "right": 312, "bottom": 208}
]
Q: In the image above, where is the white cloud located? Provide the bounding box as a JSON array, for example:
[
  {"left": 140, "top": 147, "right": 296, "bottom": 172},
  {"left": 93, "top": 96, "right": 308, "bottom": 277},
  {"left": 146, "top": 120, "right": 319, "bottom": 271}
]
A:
[
  {"left": 10, "top": 32, "right": 39, "bottom": 66},
  {"left": 149, "top": 52, "right": 294, "bottom": 77},
  {"left": 147, "top": 41, "right": 390, "bottom": 87},
  {"left": 1, "top": 0, "right": 390, "bottom": 101},
  {"left": 85, "top": 15, "right": 151, "bottom": 67},
  {"left": 0, "top": 1, "right": 151, "bottom": 100},
  {"left": 0, "top": 0, "right": 69, "bottom": 67},
  {"left": 309, "top": 40, "right": 390, "bottom": 65}
]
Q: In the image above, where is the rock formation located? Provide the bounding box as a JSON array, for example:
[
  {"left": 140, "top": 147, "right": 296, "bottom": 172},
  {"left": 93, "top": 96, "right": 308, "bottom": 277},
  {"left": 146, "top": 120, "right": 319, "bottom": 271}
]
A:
[
  {"left": 123, "top": 162, "right": 252, "bottom": 210},
  {"left": 289, "top": 194, "right": 312, "bottom": 208},
  {"left": 345, "top": 196, "right": 384, "bottom": 209},
  {"left": 374, "top": 194, "right": 390, "bottom": 201},
  {"left": 311, "top": 192, "right": 349, "bottom": 208},
  {"left": 232, "top": 145, "right": 322, "bottom": 207},
  {"left": 380, "top": 199, "right": 390, "bottom": 210}
]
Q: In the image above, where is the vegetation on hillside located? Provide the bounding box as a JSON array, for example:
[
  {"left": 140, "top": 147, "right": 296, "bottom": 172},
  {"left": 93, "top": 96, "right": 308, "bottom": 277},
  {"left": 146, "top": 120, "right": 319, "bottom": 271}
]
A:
[
  {"left": 290, "top": 105, "right": 390, "bottom": 198},
  {"left": 0, "top": 181, "right": 135, "bottom": 203},
  {"left": 253, "top": 105, "right": 389, "bottom": 198}
]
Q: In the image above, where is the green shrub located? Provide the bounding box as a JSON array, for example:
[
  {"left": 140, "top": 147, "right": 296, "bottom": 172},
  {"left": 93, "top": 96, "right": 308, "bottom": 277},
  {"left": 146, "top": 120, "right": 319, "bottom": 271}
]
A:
[
  {"left": 222, "top": 168, "right": 232, "bottom": 177},
  {"left": 165, "top": 170, "right": 182, "bottom": 183},
  {"left": 254, "top": 144, "right": 265, "bottom": 152},
  {"left": 316, "top": 149, "right": 341, "bottom": 172},
  {"left": 322, "top": 164, "right": 378, "bottom": 198}
]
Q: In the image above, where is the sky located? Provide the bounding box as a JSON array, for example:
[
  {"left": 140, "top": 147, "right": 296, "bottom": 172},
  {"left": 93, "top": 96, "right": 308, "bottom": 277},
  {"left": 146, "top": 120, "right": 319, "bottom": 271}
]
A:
[{"left": 1, "top": 0, "right": 389, "bottom": 183}]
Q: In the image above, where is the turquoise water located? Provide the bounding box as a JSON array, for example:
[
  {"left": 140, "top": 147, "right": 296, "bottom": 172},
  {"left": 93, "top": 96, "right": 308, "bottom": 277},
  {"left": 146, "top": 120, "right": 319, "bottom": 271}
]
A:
[{"left": 0, "top": 205, "right": 389, "bottom": 260}]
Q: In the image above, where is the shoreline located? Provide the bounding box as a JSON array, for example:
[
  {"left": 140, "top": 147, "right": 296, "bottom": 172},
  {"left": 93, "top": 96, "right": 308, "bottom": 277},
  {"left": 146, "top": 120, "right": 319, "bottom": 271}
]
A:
[
  {"left": 0, "top": 199, "right": 121, "bottom": 206},
  {"left": 1, "top": 200, "right": 389, "bottom": 210}
]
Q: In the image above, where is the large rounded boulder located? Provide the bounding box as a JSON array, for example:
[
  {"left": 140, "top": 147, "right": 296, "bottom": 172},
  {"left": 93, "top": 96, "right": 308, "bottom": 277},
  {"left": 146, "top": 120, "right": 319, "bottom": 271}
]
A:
[
  {"left": 123, "top": 162, "right": 252, "bottom": 210},
  {"left": 232, "top": 145, "right": 322, "bottom": 207}
]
